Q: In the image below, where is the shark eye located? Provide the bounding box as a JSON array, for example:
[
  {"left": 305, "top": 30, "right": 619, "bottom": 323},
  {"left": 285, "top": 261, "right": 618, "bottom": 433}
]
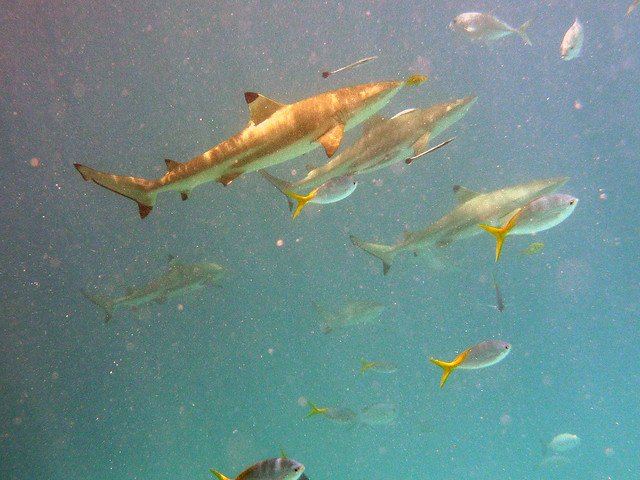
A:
[{"left": 569, "top": 200, "right": 575, "bottom": 205}]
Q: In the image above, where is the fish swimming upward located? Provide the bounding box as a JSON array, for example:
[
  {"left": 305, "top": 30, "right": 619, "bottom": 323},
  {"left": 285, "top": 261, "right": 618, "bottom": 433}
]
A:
[
  {"left": 350, "top": 177, "right": 568, "bottom": 274},
  {"left": 210, "top": 457, "right": 306, "bottom": 480},
  {"left": 260, "top": 96, "right": 476, "bottom": 197},
  {"left": 74, "top": 75, "right": 427, "bottom": 218},
  {"left": 81, "top": 259, "right": 225, "bottom": 322}
]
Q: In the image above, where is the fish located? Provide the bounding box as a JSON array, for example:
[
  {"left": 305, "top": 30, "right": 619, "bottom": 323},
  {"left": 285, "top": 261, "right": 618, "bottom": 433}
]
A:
[
  {"left": 547, "top": 433, "right": 581, "bottom": 453},
  {"left": 210, "top": 457, "right": 305, "bottom": 480},
  {"left": 628, "top": 0, "right": 640, "bottom": 15},
  {"left": 306, "top": 402, "right": 357, "bottom": 424},
  {"left": 359, "top": 403, "right": 398, "bottom": 426},
  {"left": 449, "top": 12, "right": 532, "bottom": 46},
  {"left": 429, "top": 340, "right": 512, "bottom": 388},
  {"left": 74, "top": 75, "right": 427, "bottom": 218},
  {"left": 359, "top": 357, "right": 398, "bottom": 374},
  {"left": 492, "top": 273, "right": 505, "bottom": 312},
  {"left": 260, "top": 96, "right": 476, "bottom": 197},
  {"left": 405, "top": 136, "right": 456, "bottom": 165},
  {"left": 560, "top": 19, "right": 584, "bottom": 61},
  {"left": 322, "top": 56, "right": 378, "bottom": 78},
  {"left": 260, "top": 173, "right": 357, "bottom": 219},
  {"left": 520, "top": 241, "right": 545, "bottom": 256},
  {"left": 313, "top": 300, "right": 385, "bottom": 333},
  {"left": 479, "top": 193, "right": 578, "bottom": 262},
  {"left": 350, "top": 177, "right": 568, "bottom": 274},
  {"left": 81, "top": 258, "right": 224, "bottom": 322}
]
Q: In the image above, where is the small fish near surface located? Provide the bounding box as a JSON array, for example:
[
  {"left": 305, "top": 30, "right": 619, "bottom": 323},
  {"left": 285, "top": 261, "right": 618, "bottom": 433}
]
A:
[
  {"left": 306, "top": 402, "right": 357, "bottom": 424},
  {"left": 547, "top": 433, "right": 581, "bottom": 453},
  {"left": 260, "top": 172, "right": 357, "bottom": 219},
  {"left": 479, "top": 193, "right": 578, "bottom": 262},
  {"left": 81, "top": 258, "right": 225, "bottom": 322},
  {"left": 74, "top": 75, "right": 427, "bottom": 218},
  {"left": 210, "top": 457, "right": 306, "bottom": 480},
  {"left": 322, "top": 56, "right": 378, "bottom": 78},
  {"left": 429, "top": 340, "right": 512, "bottom": 388},
  {"left": 450, "top": 12, "right": 533, "bottom": 46},
  {"left": 359, "top": 357, "right": 398, "bottom": 374},
  {"left": 359, "top": 402, "right": 398, "bottom": 426},
  {"left": 560, "top": 19, "right": 584, "bottom": 61},
  {"left": 492, "top": 273, "right": 505, "bottom": 313},
  {"left": 313, "top": 300, "right": 385, "bottom": 333},
  {"left": 520, "top": 241, "right": 545, "bottom": 256},
  {"left": 351, "top": 177, "right": 568, "bottom": 275}
]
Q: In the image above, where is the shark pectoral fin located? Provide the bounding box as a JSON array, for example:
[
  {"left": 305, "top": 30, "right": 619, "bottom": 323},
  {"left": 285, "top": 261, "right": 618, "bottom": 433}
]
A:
[
  {"left": 219, "top": 173, "right": 241, "bottom": 186},
  {"left": 411, "top": 132, "right": 431, "bottom": 158},
  {"left": 407, "top": 137, "right": 456, "bottom": 164},
  {"left": 244, "top": 92, "right": 286, "bottom": 125},
  {"left": 317, "top": 123, "right": 345, "bottom": 157},
  {"left": 164, "top": 159, "right": 183, "bottom": 172},
  {"left": 285, "top": 189, "right": 318, "bottom": 219},
  {"left": 361, "top": 114, "right": 384, "bottom": 135},
  {"left": 209, "top": 469, "right": 232, "bottom": 480},
  {"left": 452, "top": 185, "right": 480, "bottom": 204}
]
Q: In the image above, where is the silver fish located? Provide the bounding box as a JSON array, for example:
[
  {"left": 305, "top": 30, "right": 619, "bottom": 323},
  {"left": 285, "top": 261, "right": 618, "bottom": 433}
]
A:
[
  {"left": 360, "top": 403, "right": 398, "bottom": 426},
  {"left": 210, "top": 457, "right": 305, "bottom": 480},
  {"left": 560, "top": 19, "right": 584, "bottom": 61},
  {"left": 450, "top": 12, "right": 532, "bottom": 46},
  {"left": 313, "top": 300, "right": 385, "bottom": 333}
]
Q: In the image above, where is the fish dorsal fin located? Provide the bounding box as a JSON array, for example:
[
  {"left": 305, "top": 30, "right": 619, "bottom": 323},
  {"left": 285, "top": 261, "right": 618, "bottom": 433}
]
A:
[
  {"left": 390, "top": 108, "right": 417, "bottom": 120},
  {"left": 361, "top": 114, "right": 384, "bottom": 135},
  {"left": 317, "top": 123, "right": 345, "bottom": 157},
  {"left": 244, "top": 92, "right": 286, "bottom": 125},
  {"left": 453, "top": 185, "right": 480, "bottom": 204},
  {"left": 164, "top": 159, "right": 182, "bottom": 172}
]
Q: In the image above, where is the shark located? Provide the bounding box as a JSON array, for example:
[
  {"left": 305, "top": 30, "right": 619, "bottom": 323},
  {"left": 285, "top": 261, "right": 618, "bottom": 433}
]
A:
[
  {"left": 74, "top": 75, "right": 427, "bottom": 218},
  {"left": 81, "top": 258, "right": 225, "bottom": 322},
  {"left": 260, "top": 96, "right": 477, "bottom": 198},
  {"left": 350, "top": 176, "right": 568, "bottom": 274}
]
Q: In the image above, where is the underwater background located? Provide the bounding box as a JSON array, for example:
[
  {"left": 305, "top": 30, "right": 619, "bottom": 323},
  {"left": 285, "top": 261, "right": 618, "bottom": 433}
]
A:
[{"left": 1, "top": 1, "right": 638, "bottom": 479}]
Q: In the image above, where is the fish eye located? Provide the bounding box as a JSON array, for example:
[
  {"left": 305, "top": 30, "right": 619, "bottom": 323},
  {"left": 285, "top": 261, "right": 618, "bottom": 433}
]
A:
[{"left": 569, "top": 200, "right": 575, "bottom": 205}]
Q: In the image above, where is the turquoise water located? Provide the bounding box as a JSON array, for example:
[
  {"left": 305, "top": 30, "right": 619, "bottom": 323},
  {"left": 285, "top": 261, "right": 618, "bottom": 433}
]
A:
[{"left": 1, "top": 1, "right": 638, "bottom": 479}]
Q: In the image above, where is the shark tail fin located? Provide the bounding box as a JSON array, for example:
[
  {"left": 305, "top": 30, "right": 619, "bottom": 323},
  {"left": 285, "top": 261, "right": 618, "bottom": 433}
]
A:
[
  {"left": 350, "top": 235, "right": 397, "bottom": 275},
  {"left": 259, "top": 170, "right": 297, "bottom": 212},
  {"left": 74, "top": 164, "right": 158, "bottom": 219},
  {"left": 479, "top": 207, "right": 524, "bottom": 262},
  {"left": 81, "top": 289, "right": 114, "bottom": 323},
  {"left": 209, "top": 469, "right": 232, "bottom": 480},
  {"left": 285, "top": 189, "right": 319, "bottom": 219},
  {"left": 517, "top": 19, "right": 533, "bottom": 46}
]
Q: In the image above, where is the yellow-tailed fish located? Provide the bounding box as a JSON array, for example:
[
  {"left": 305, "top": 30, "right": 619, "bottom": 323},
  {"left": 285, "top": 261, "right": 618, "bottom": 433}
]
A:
[
  {"left": 306, "top": 402, "right": 356, "bottom": 424},
  {"left": 284, "top": 176, "right": 357, "bottom": 219},
  {"left": 520, "top": 241, "right": 545, "bottom": 256},
  {"left": 429, "top": 340, "right": 511, "bottom": 388},
  {"left": 210, "top": 457, "right": 305, "bottom": 480},
  {"left": 359, "top": 357, "right": 398, "bottom": 374}
]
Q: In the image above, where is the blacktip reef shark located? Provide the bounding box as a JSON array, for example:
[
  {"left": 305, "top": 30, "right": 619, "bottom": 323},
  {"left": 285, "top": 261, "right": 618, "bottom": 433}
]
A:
[
  {"left": 350, "top": 176, "right": 568, "bottom": 274},
  {"left": 81, "top": 258, "right": 225, "bottom": 322},
  {"left": 260, "top": 96, "right": 477, "bottom": 198},
  {"left": 74, "top": 75, "right": 427, "bottom": 218}
]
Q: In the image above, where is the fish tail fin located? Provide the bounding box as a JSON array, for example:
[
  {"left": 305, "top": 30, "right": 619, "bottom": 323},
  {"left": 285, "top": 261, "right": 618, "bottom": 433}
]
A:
[
  {"left": 350, "top": 235, "right": 397, "bottom": 275},
  {"left": 74, "top": 163, "right": 158, "bottom": 219},
  {"left": 479, "top": 207, "right": 524, "bottom": 262},
  {"left": 209, "top": 469, "right": 232, "bottom": 480},
  {"left": 359, "top": 357, "right": 375, "bottom": 374},
  {"left": 285, "top": 189, "right": 318, "bottom": 219},
  {"left": 405, "top": 74, "right": 428, "bottom": 86},
  {"left": 81, "top": 289, "right": 114, "bottom": 323},
  {"left": 429, "top": 350, "right": 470, "bottom": 388},
  {"left": 517, "top": 19, "right": 533, "bottom": 46},
  {"left": 306, "top": 401, "right": 328, "bottom": 417},
  {"left": 259, "top": 170, "right": 297, "bottom": 211}
]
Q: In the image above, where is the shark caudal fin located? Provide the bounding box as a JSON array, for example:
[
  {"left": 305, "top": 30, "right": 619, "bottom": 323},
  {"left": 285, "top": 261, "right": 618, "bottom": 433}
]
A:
[
  {"left": 350, "top": 235, "right": 397, "bottom": 275},
  {"left": 517, "top": 19, "right": 533, "bottom": 46},
  {"left": 81, "top": 289, "right": 115, "bottom": 323},
  {"left": 209, "top": 469, "right": 232, "bottom": 480},
  {"left": 479, "top": 207, "right": 525, "bottom": 262},
  {"left": 74, "top": 164, "right": 158, "bottom": 219}
]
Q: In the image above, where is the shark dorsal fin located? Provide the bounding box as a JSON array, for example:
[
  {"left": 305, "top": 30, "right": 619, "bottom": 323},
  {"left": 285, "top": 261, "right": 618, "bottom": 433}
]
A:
[
  {"left": 244, "top": 92, "right": 286, "bottom": 125},
  {"left": 361, "top": 114, "right": 384, "bottom": 135},
  {"left": 165, "top": 159, "right": 183, "bottom": 172},
  {"left": 453, "top": 185, "right": 480, "bottom": 204},
  {"left": 390, "top": 108, "right": 417, "bottom": 120}
]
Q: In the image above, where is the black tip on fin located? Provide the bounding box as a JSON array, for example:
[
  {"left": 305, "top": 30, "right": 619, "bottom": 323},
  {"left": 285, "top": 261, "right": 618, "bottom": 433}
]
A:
[
  {"left": 453, "top": 185, "right": 461, "bottom": 193},
  {"left": 245, "top": 92, "right": 259, "bottom": 104},
  {"left": 138, "top": 203, "right": 153, "bottom": 219},
  {"left": 322, "top": 71, "right": 330, "bottom": 78},
  {"left": 180, "top": 192, "right": 189, "bottom": 201},
  {"left": 383, "top": 262, "right": 391, "bottom": 275}
]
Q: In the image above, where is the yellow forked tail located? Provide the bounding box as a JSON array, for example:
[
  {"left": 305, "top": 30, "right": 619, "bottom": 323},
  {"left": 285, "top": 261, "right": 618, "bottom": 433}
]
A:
[
  {"left": 209, "top": 469, "right": 232, "bottom": 480},
  {"left": 285, "top": 189, "right": 319, "bottom": 219},
  {"left": 360, "top": 357, "right": 377, "bottom": 374},
  {"left": 74, "top": 163, "right": 158, "bottom": 219},
  {"left": 429, "top": 349, "right": 470, "bottom": 388},
  {"left": 306, "top": 401, "right": 329, "bottom": 417},
  {"left": 479, "top": 207, "right": 525, "bottom": 262}
]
